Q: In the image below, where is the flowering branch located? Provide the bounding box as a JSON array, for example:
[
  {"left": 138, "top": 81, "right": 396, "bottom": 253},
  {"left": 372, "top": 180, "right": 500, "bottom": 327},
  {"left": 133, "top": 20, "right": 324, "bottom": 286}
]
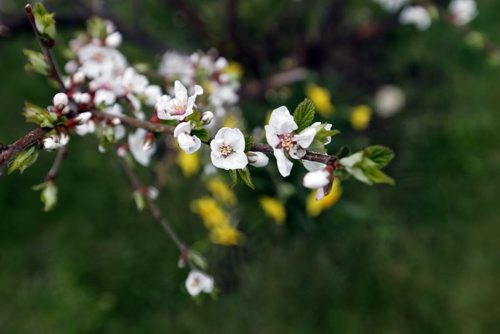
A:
[{"left": 24, "top": 4, "right": 66, "bottom": 91}]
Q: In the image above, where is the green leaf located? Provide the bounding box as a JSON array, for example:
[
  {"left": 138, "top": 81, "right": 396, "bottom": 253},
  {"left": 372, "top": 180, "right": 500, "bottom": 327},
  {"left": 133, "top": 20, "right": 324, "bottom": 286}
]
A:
[
  {"left": 307, "top": 139, "right": 327, "bottom": 154},
  {"left": 244, "top": 135, "right": 254, "bottom": 152},
  {"left": 237, "top": 168, "right": 255, "bottom": 189},
  {"left": 336, "top": 146, "right": 350, "bottom": 159},
  {"left": 132, "top": 190, "right": 146, "bottom": 211},
  {"left": 8, "top": 146, "right": 39, "bottom": 175},
  {"left": 229, "top": 170, "right": 238, "bottom": 185},
  {"left": 191, "top": 128, "right": 210, "bottom": 142},
  {"left": 33, "top": 3, "right": 56, "bottom": 39},
  {"left": 293, "top": 98, "right": 316, "bottom": 132},
  {"left": 86, "top": 17, "right": 107, "bottom": 39},
  {"left": 364, "top": 145, "right": 395, "bottom": 168},
  {"left": 188, "top": 251, "right": 208, "bottom": 270},
  {"left": 23, "top": 102, "right": 57, "bottom": 128},
  {"left": 362, "top": 164, "right": 395, "bottom": 185},
  {"left": 23, "top": 49, "right": 49, "bottom": 75},
  {"left": 40, "top": 181, "right": 58, "bottom": 212}
]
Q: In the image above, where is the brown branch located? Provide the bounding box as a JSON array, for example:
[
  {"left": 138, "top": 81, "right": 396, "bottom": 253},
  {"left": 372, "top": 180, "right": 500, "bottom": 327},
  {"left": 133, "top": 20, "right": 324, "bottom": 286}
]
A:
[
  {"left": 0, "top": 127, "right": 47, "bottom": 170},
  {"left": 45, "top": 146, "right": 67, "bottom": 182},
  {"left": 24, "top": 4, "right": 66, "bottom": 91},
  {"left": 118, "top": 155, "right": 188, "bottom": 254}
]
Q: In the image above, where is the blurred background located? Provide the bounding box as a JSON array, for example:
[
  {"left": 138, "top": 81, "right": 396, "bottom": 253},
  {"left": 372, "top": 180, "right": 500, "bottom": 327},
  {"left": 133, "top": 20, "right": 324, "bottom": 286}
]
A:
[{"left": 1, "top": 0, "right": 500, "bottom": 332}]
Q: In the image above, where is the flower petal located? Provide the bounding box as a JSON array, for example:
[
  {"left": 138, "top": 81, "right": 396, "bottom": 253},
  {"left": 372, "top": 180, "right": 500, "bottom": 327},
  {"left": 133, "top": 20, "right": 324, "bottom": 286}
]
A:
[{"left": 274, "top": 148, "right": 293, "bottom": 177}]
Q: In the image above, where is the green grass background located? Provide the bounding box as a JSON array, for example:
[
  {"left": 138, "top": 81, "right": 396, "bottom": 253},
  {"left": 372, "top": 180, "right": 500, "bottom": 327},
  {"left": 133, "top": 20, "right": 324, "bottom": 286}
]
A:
[{"left": 0, "top": 0, "right": 499, "bottom": 332}]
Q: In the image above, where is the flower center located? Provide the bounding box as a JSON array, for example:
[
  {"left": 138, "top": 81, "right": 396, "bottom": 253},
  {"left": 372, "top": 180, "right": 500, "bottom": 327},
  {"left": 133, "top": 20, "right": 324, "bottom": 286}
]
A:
[
  {"left": 219, "top": 144, "right": 233, "bottom": 157},
  {"left": 172, "top": 100, "right": 187, "bottom": 115},
  {"left": 278, "top": 133, "right": 295, "bottom": 151}
]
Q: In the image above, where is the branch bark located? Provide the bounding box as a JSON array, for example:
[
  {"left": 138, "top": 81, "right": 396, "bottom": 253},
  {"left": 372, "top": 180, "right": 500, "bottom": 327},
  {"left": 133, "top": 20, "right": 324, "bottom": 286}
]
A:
[{"left": 0, "top": 127, "right": 47, "bottom": 170}]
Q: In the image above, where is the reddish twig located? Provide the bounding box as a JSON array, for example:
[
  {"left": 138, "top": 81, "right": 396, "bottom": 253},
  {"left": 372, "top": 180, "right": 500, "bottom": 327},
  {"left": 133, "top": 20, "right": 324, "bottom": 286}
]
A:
[{"left": 45, "top": 146, "right": 67, "bottom": 182}]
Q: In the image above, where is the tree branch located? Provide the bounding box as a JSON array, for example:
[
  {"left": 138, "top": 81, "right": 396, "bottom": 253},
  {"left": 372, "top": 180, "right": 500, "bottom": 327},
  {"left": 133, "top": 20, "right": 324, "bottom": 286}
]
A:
[
  {"left": 0, "top": 127, "right": 47, "bottom": 170},
  {"left": 45, "top": 146, "right": 67, "bottom": 182},
  {"left": 24, "top": 4, "right": 66, "bottom": 91},
  {"left": 118, "top": 155, "right": 188, "bottom": 254}
]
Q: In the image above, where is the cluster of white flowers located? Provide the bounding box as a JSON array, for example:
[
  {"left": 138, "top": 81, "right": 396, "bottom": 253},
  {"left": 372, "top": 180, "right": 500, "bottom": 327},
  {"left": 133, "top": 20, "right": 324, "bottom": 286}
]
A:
[
  {"left": 449, "top": 0, "right": 477, "bottom": 26},
  {"left": 374, "top": 0, "right": 478, "bottom": 31},
  {"left": 159, "top": 51, "right": 240, "bottom": 127},
  {"left": 373, "top": 0, "right": 409, "bottom": 13},
  {"left": 399, "top": 6, "right": 432, "bottom": 31}
]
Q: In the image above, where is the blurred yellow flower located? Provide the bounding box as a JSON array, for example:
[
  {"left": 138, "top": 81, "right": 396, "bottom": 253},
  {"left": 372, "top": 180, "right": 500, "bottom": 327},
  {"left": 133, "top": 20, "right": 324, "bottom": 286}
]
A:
[
  {"left": 207, "top": 179, "right": 236, "bottom": 206},
  {"left": 259, "top": 196, "right": 286, "bottom": 224},
  {"left": 306, "top": 84, "right": 334, "bottom": 117},
  {"left": 306, "top": 179, "right": 342, "bottom": 218},
  {"left": 350, "top": 105, "right": 373, "bottom": 131},
  {"left": 177, "top": 150, "right": 200, "bottom": 177},
  {"left": 210, "top": 225, "right": 244, "bottom": 246},
  {"left": 222, "top": 114, "right": 239, "bottom": 128},
  {"left": 191, "top": 197, "right": 230, "bottom": 229},
  {"left": 224, "top": 61, "right": 243, "bottom": 80}
]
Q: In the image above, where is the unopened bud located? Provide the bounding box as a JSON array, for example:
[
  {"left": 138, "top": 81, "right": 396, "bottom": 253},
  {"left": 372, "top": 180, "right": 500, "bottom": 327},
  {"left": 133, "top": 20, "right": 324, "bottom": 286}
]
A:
[
  {"left": 303, "top": 170, "right": 330, "bottom": 189},
  {"left": 201, "top": 111, "right": 214, "bottom": 124},
  {"left": 247, "top": 151, "right": 269, "bottom": 168},
  {"left": 105, "top": 31, "right": 122, "bottom": 48},
  {"left": 53, "top": 93, "right": 68, "bottom": 108},
  {"left": 73, "top": 71, "right": 86, "bottom": 84}
]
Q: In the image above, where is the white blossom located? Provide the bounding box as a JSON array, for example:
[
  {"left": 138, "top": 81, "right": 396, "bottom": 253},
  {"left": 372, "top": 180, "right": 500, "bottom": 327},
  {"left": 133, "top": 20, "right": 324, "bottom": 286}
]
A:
[
  {"left": 94, "top": 89, "right": 116, "bottom": 106},
  {"left": 143, "top": 85, "right": 162, "bottom": 106},
  {"left": 449, "top": 0, "right": 477, "bottom": 26},
  {"left": 201, "top": 111, "right": 214, "bottom": 124},
  {"left": 43, "top": 132, "right": 69, "bottom": 150},
  {"left": 372, "top": 0, "right": 409, "bottom": 13},
  {"left": 174, "top": 122, "right": 201, "bottom": 154},
  {"left": 399, "top": 6, "right": 432, "bottom": 31},
  {"left": 247, "top": 151, "right": 269, "bottom": 168},
  {"left": 210, "top": 127, "right": 248, "bottom": 170},
  {"left": 185, "top": 270, "right": 214, "bottom": 297},
  {"left": 159, "top": 51, "right": 194, "bottom": 85},
  {"left": 156, "top": 81, "right": 203, "bottom": 121},
  {"left": 374, "top": 85, "right": 405, "bottom": 118},
  {"left": 128, "top": 129, "right": 156, "bottom": 166},
  {"left": 264, "top": 106, "right": 316, "bottom": 177},
  {"left": 105, "top": 31, "right": 122, "bottom": 48},
  {"left": 303, "top": 170, "right": 330, "bottom": 189}
]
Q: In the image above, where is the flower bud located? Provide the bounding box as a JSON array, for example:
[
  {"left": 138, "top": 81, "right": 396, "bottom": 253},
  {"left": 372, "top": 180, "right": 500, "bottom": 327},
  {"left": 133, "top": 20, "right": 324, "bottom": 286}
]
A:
[
  {"left": 72, "top": 71, "right": 86, "bottom": 84},
  {"left": 247, "top": 151, "right": 269, "bottom": 168},
  {"left": 147, "top": 186, "right": 159, "bottom": 200},
  {"left": 73, "top": 92, "right": 91, "bottom": 104},
  {"left": 201, "top": 111, "right": 215, "bottom": 124},
  {"left": 303, "top": 170, "right": 330, "bottom": 189},
  {"left": 105, "top": 31, "right": 122, "bottom": 48},
  {"left": 53, "top": 93, "right": 68, "bottom": 108},
  {"left": 74, "top": 112, "right": 92, "bottom": 124}
]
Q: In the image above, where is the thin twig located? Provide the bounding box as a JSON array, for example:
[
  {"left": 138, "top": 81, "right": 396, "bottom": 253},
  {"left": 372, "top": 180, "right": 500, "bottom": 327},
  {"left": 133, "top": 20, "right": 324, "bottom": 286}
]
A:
[
  {"left": 24, "top": 4, "right": 66, "bottom": 91},
  {"left": 118, "top": 156, "right": 187, "bottom": 253},
  {"left": 45, "top": 146, "right": 67, "bottom": 182},
  {"left": 0, "top": 127, "right": 47, "bottom": 170}
]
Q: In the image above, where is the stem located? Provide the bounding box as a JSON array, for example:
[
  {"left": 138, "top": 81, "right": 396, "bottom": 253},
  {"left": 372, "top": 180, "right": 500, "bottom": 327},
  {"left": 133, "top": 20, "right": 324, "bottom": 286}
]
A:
[
  {"left": 118, "top": 156, "right": 187, "bottom": 253},
  {"left": 45, "top": 146, "right": 67, "bottom": 182},
  {"left": 0, "top": 127, "right": 47, "bottom": 170},
  {"left": 24, "top": 4, "right": 66, "bottom": 92}
]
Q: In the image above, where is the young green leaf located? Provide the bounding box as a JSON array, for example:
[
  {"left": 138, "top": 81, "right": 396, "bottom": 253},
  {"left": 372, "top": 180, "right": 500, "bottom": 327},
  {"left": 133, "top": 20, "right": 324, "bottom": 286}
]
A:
[
  {"left": 33, "top": 3, "right": 56, "bottom": 39},
  {"left": 364, "top": 145, "right": 395, "bottom": 168},
  {"left": 23, "top": 102, "right": 57, "bottom": 128},
  {"left": 191, "top": 128, "right": 211, "bottom": 142},
  {"left": 86, "top": 17, "right": 107, "bottom": 39},
  {"left": 40, "top": 181, "right": 58, "bottom": 212},
  {"left": 23, "top": 49, "right": 49, "bottom": 75},
  {"left": 237, "top": 168, "right": 255, "bottom": 189},
  {"left": 8, "top": 146, "right": 39, "bottom": 175},
  {"left": 244, "top": 135, "right": 254, "bottom": 152},
  {"left": 293, "top": 98, "right": 316, "bottom": 132}
]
